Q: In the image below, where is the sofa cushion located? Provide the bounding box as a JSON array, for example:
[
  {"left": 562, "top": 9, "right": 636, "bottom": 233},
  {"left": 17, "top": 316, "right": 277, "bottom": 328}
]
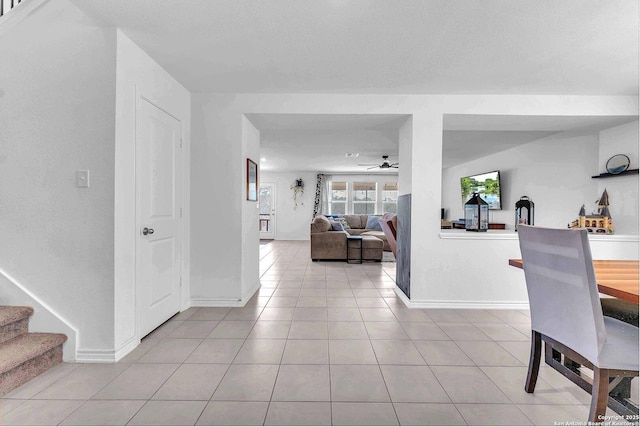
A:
[
  {"left": 343, "top": 215, "right": 364, "bottom": 229},
  {"left": 361, "top": 230, "right": 390, "bottom": 251},
  {"left": 365, "top": 215, "right": 383, "bottom": 231},
  {"left": 311, "top": 215, "right": 332, "bottom": 232},
  {"left": 346, "top": 229, "right": 365, "bottom": 236},
  {"left": 330, "top": 220, "right": 345, "bottom": 231}
]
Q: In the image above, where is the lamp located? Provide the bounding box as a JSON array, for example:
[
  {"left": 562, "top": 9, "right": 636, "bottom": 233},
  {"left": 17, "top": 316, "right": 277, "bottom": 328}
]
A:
[
  {"left": 464, "top": 192, "right": 489, "bottom": 232},
  {"left": 515, "top": 196, "right": 534, "bottom": 231}
]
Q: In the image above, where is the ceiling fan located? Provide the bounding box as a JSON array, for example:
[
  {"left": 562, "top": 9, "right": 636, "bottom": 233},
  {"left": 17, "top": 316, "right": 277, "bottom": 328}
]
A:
[{"left": 358, "top": 155, "right": 399, "bottom": 170}]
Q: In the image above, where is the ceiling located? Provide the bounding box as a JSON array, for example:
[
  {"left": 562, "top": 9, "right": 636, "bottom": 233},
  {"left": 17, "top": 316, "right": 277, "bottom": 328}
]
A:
[
  {"left": 68, "top": 0, "right": 639, "bottom": 171},
  {"left": 251, "top": 114, "right": 638, "bottom": 172},
  {"left": 70, "top": 0, "right": 638, "bottom": 95},
  {"left": 441, "top": 114, "right": 639, "bottom": 167},
  {"left": 249, "top": 114, "right": 406, "bottom": 173}
]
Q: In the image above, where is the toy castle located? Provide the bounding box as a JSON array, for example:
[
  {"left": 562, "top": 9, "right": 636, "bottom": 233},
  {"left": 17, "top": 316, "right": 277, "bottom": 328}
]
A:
[{"left": 569, "top": 189, "right": 613, "bottom": 234}]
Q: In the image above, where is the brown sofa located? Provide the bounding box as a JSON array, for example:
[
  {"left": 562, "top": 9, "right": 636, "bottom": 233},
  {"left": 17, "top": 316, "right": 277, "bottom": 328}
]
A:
[{"left": 310, "top": 215, "right": 389, "bottom": 261}]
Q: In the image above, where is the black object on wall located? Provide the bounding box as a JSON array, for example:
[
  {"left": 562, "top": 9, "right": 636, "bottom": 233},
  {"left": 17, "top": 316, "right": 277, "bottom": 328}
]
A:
[
  {"left": 515, "top": 196, "right": 534, "bottom": 231},
  {"left": 396, "top": 194, "right": 411, "bottom": 298}
]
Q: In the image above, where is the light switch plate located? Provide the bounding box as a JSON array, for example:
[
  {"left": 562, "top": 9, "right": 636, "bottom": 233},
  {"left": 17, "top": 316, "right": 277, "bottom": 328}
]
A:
[{"left": 76, "top": 170, "right": 90, "bottom": 188}]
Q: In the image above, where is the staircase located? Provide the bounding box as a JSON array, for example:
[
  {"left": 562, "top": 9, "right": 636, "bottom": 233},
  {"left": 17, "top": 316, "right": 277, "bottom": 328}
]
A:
[{"left": 0, "top": 305, "right": 66, "bottom": 396}]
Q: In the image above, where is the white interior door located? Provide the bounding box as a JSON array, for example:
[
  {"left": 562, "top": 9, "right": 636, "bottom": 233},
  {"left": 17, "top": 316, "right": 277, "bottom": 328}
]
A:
[
  {"left": 259, "top": 183, "right": 276, "bottom": 240},
  {"left": 136, "top": 97, "right": 182, "bottom": 338}
]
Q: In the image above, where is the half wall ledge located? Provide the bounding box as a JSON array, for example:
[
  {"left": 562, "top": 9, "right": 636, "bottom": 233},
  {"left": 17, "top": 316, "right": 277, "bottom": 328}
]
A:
[{"left": 439, "top": 230, "right": 639, "bottom": 242}]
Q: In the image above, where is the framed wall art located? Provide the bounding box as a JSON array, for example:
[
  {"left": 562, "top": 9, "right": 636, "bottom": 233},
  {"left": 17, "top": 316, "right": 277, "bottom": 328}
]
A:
[{"left": 247, "top": 158, "right": 258, "bottom": 201}]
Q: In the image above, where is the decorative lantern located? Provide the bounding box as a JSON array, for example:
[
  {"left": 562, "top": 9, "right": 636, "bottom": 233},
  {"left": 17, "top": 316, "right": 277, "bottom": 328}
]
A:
[
  {"left": 515, "top": 196, "right": 534, "bottom": 231},
  {"left": 464, "top": 192, "right": 489, "bottom": 232}
]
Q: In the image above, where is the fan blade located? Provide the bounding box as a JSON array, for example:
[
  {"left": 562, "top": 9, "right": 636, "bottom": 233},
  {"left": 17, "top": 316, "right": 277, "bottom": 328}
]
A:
[
  {"left": 367, "top": 166, "right": 379, "bottom": 170},
  {"left": 358, "top": 163, "right": 379, "bottom": 166}
]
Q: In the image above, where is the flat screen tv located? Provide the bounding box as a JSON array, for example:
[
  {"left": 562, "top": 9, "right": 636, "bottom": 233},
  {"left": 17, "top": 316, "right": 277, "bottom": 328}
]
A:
[{"left": 461, "top": 170, "right": 502, "bottom": 210}]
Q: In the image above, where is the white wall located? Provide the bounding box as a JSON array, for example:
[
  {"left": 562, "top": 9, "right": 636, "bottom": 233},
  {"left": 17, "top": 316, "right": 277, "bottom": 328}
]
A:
[
  {"left": 597, "top": 121, "right": 639, "bottom": 235},
  {"left": 241, "top": 117, "right": 261, "bottom": 300},
  {"left": 442, "top": 131, "right": 600, "bottom": 231},
  {"left": 398, "top": 116, "right": 413, "bottom": 195},
  {"left": 0, "top": 0, "right": 117, "bottom": 358},
  {"left": 113, "top": 31, "right": 191, "bottom": 361},
  {"left": 260, "top": 171, "right": 317, "bottom": 240},
  {"left": 190, "top": 95, "right": 245, "bottom": 305}
]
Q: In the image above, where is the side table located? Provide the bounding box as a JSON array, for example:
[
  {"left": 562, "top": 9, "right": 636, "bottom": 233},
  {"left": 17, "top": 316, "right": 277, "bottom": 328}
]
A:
[{"left": 346, "top": 235, "right": 363, "bottom": 264}]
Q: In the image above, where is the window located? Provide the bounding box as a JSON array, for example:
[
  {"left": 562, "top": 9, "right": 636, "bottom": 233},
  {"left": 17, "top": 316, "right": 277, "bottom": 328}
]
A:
[
  {"left": 382, "top": 182, "right": 398, "bottom": 213},
  {"left": 329, "top": 181, "right": 347, "bottom": 214},
  {"left": 353, "top": 182, "right": 376, "bottom": 214},
  {"left": 326, "top": 179, "right": 398, "bottom": 214}
]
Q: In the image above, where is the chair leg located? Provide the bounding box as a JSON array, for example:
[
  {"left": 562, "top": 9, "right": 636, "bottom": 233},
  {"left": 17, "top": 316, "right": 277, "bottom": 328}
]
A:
[
  {"left": 589, "top": 367, "right": 609, "bottom": 423},
  {"left": 525, "top": 330, "right": 542, "bottom": 393}
]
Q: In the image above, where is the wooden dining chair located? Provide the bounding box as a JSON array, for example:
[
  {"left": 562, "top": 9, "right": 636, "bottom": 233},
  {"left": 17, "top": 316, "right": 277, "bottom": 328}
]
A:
[
  {"left": 517, "top": 225, "right": 639, "bottom": 422},
  {"left": 378, "top": 213, "right": 397, "bottom": 258}
]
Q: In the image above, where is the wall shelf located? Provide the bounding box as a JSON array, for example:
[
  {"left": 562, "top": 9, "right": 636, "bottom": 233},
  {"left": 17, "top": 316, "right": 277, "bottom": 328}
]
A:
[{"left": 591, "top": 169, "right": 639, "bottom": 179}]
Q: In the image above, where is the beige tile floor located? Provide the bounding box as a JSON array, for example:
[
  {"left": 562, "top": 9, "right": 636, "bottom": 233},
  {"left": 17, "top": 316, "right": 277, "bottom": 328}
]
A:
[{"left": 0, "top": 240, "right": 636, "bottom": 426}]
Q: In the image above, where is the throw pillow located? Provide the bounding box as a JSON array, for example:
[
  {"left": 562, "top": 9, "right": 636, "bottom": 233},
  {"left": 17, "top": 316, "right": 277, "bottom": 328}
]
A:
[
  {"left": 365, "top": 215, "right": 383, "bottom": 231},
  {"left": 330, "top": 220, "right": 345, "bottom": 231},
  {"left": 312, "top": 215, "right": 332, "bottom": 232},
  {"left": 335, "top": 217, "right": 351, "bottom": 230}
]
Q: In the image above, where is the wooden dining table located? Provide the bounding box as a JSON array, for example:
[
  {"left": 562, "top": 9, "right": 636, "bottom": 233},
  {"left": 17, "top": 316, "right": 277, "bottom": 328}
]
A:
[{"left": 508, "top": 259, "right": 639, "bottom": 304}]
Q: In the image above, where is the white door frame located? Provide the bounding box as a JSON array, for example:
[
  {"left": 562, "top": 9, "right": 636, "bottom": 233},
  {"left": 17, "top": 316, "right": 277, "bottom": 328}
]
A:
[{"left": 134, "top": 94, "right": 184, "bottom": 339}]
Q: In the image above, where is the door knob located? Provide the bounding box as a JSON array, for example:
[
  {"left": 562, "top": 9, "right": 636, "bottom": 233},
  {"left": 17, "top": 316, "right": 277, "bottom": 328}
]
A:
[{"left": 142, "top": 227, "right": 154, "bottom": 236}]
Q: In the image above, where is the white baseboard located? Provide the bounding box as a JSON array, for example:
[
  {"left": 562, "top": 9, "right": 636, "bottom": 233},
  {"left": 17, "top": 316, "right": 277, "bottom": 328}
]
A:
[
  {"left": 241, "top": 281, "right": 261, "bottom": 303},
  {"left": 76, "top": 335, "right": 140, "bottom": 363},
  {"left": 114, "top": 336, "right": 140, "bottom": 362},
  {"left": 191, "top": 282, "right": 261, "bottom": 308},
  {"left": 76, "top": 349, "right": 117, "bottom": 363},
  {"left": 189, "top": 298, "right": 245, "bottom": 307},
  {"left": 393, "top": 287, "right": 529, "bottom": 310}
]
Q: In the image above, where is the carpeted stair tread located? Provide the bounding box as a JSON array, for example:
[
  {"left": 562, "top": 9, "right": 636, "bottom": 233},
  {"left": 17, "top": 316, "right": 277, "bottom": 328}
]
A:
[
  {"left": 0, "top": 333, "right": 67, "bottom": 373},
  {"left": 0, "top": 306, "right": 34, "bottom": 328}
]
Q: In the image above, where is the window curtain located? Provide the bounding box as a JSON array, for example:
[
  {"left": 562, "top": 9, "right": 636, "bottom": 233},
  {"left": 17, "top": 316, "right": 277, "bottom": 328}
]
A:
[{"left": 313, "top": 173, "right": 331, "bottom": 218}]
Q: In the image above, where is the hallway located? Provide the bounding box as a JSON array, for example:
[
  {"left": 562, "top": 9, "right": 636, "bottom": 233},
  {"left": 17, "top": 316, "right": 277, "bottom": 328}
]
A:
[{"left": 0, "top": 241, "right": 629, "bottom": 425}]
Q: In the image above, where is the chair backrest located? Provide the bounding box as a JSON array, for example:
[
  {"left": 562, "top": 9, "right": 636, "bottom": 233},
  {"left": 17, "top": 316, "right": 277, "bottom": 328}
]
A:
[
  {"left": 379, "top": 213, "right": 397, "bottom": 258},
  {"left": 517, "top": 225, "right": 606, "bottom": 365}
]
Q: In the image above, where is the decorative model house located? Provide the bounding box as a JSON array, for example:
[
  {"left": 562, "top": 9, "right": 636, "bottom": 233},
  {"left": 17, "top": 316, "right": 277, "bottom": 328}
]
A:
[{"left": 569, "top": 189, "right": 613, "bottom": 234}]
